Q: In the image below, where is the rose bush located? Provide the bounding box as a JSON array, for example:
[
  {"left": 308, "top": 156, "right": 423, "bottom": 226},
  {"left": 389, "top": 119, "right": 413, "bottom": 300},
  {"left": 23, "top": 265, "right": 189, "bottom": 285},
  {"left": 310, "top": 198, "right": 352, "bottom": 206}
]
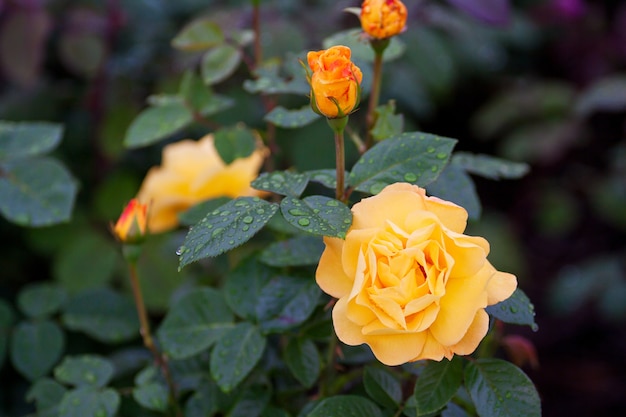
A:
[
  {"left": 316, "top": 183, "right": 517, "bottom": 365},
  {"left": 360, "top": 0, "right": 408, "bottom": 39},
  {"left": 307, "top": 45, "right": 363, "bottom": 119},
  {"left": 137, "top": 134, "right": 267, "bottom": 233}
]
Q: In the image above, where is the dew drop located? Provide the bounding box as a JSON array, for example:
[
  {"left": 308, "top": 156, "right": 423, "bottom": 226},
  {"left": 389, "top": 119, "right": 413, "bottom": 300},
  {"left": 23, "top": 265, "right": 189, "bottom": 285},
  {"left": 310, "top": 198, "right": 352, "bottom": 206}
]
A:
[
  {"left": 212, "top": 227, "right": 225, "bottom": 237},
  {"left": 242, "top": 216, "right": 253, "bottom": 224},
  {"left": 369, "top": 183, "right": 384, "bottom": 194},
  {"left": 404, "top": 172, "right": 417, "bottom": 182},
  {"left": 326, "top": 200, "right": 339, "bottom": 207},
  {"left": 427, "top": 146, "right": 435, "bottom": 153},
  {"left": 509, "top": 306, "right": 518, "bottom": 313},
  {"left": 242, "top": 225, "right": 250, "bottom": 232},
  {"left": 298, "top": 218, "right": 310, "bottom": 226},
  {"left": 436, "top": 152, "right": 448, "bottom": 159},
  {"left": 288, "top": 208, "right": 308, "bottom": 216},
  {"left": 175, "top": 246, "right": 184, "bottom": 256}
]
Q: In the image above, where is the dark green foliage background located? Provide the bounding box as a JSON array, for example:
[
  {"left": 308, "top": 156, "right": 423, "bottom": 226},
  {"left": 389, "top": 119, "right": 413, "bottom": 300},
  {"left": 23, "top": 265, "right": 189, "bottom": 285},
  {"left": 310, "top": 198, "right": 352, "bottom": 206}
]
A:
[{"left": 1, "top": 0, "right": 625, "bottom": 416}]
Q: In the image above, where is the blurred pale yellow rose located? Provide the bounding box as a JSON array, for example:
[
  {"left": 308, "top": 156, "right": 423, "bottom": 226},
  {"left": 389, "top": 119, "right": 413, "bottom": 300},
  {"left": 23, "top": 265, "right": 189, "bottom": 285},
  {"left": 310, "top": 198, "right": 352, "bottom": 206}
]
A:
[
  {"left": 137, "top": 134, "right": 267, "bottom": 233},
  {"left": 307, "top": 46, "right": 363, "bottom": 119},
  {"left": 315, "top": 183, "right": 517, "bottom": 366},
  {"left": 360, "top": 0, "right": 407, "bottom": 39}
]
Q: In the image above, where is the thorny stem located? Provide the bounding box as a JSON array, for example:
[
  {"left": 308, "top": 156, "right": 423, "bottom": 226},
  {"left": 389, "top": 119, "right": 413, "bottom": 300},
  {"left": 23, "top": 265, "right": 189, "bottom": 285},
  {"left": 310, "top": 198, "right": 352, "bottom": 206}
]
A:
[{"left": 128, "top": 262, "right": 181, "bottom": 417}]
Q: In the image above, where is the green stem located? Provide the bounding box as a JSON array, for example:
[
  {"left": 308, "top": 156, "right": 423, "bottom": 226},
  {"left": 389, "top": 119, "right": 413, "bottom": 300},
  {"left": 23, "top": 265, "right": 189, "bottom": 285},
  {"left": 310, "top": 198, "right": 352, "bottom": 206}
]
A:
[
  {"left": 128, "top": 263, "right": 181, "bottom": 417},
  {"left": 365, "top": 50, "right": 384, "bottom": 150},
  {"left": 334, "top": 128, "right": 346, "bottom": 202}
]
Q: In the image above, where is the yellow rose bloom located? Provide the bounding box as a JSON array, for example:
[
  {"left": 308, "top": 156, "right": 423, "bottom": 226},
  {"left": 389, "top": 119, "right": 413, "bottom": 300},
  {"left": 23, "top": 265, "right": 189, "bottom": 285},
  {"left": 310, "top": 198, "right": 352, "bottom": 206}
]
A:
[
  {"left": 113, "top": 199, "right": 148, "bottom": 243},
  {"left": 360, "top": 0, "right": 408, "bottom": 39},
  {"left": 315, "top": 183, "right": 517, "bottom": 366},
  {"left": 137, "top": 134, "right": 267, "bottom": 233},
  {"left": 307, "top": 46, "right": 363, "bottom": 119}
]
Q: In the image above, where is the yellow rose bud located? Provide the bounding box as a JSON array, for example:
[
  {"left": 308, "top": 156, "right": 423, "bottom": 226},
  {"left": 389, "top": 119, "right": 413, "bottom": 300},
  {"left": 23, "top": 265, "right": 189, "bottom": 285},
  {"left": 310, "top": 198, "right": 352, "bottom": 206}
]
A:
[
  {"left": 137, "top": 134, "right": 267, "bottom": 233},
  {"left": 113, "top": 199, "right": 148, "bottom": 243},
  {"left": 360, "top": 0, "right": 408, "bottom": 39},
  {"left": 306, "top": 46, "right": 363, "bottom": 119},
  {"left": 315, "top": 183, "right": 517, "bottom": 366}
]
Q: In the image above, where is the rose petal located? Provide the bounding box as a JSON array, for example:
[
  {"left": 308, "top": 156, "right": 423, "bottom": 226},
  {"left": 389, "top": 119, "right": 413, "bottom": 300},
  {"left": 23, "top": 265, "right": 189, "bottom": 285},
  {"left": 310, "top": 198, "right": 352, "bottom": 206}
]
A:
[
  {"left": 316, "top": 236, "right": 353, "bottom": 298},
  {"left": 424, "top": 195, "right": 468, "bottom": 233},
  {"left": 485, "top": 268, "right": 517, "bottom": 305},
  {"left": 450, "top": 309, "right": 490, "bottom": 356},
  {"left": 429, "top": 266, "right": 491, "bottom": 346},
  {"left": 352, "top": 183, "right": 427, "bottom": 230}
]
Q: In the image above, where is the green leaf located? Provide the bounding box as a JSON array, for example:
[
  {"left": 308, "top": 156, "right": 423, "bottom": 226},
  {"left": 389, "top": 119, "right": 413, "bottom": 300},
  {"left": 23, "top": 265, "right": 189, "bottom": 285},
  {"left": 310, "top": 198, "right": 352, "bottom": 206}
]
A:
[
  {"left": 178, "top": 197, "right": 232, "bottom": 226},
  {"left": 123, "top": 103, "right": 191, "bottom": 148},
  {"left": 256, "top": 275, "right": 321, "bottom": 333},
  {"left": 185, "top": 379, "right": 226, "bottom": 417},
  {"left": 306, "top": 395, "right": 382, "bottom": 417},
  {"left": 157, "top": 288, "right": 235, "bottom": 359},
  {"left": 214, "top": 125, "right": 257, "bottom": 164},
  {"left": 348, "top": 132, "right": 457, "bottom": 195},
  {"left": 251, "top": 171, "right": 310, "bottom": 197},
  {"left": 26, "top": 377, "right": 67, "bottom": 416},
  {"left": 323, "top": 29, "right": 405, "bottom": 62},
  {"left": 179, "top": 71, "right": 235, "bottom": 116},
  {"left": 259, "top": 235, "right": 324, "bottom": 267},
  {"left": 0, "top": 121, "right": 63, "bottom": 160},
  {"left": 575, "top": 75, "right": 626, "bottom": 116},
  {"left": 280, "top": 196, "right": 352, "bottom": 239},
  {"left": 0, "top": 157, "right": 77, "bottom": 226},
  {"left": 224, "top": 256, "right": 275, "bottom": 321},
  {"left": 230, "top": 29, "right": 255, "bottom": 47},
  {"left": 228, "top": 384, "right": 271, "bottom": 417},
  {"left": 306, "top": 169, "right": 344, "bottom": 189},
  {"left": 427, "top": 162, "right": 481, "bottom": 220},
  {"left": 171, "top": 18, "right": 224, "bottom": 51},
  {"left": 371, "top": 101, "right": 404, "bottom": 142},
  {"left": 53, "top": 355, "right": 114, "bottom": 388},
  {"left": 58, "top": 387, "right": 120, "bottom": 417},
  {"left": 10, "top": 320, "right": 64, "bottom": 381},
  {"left": 133, "top": 383, "right": 169, "bottom": 412},
  {"left": 53, "top": 233, "right": 119, "bottom": 293},
  {"left": 264, "top": 106, "right": 320, "bottom": 128},
  {"left": 465, "top": 359, "right": 541, "bottom": 417},
  {"left": 61, "top": 288, "right": 140, "bottom": 344},
  {"left": 486, "top": 288, "right": 538, "bottom": 331},
  {"left": 452, "top": 152, "right": 530, "bottom": 180},
  {"left": 285, "top": 337, "right": 320, "bottom": 388},
  {"left": 243, "top": 61, "right": 309, "bottom": 95},
  {"left": 442, "top": 402, "right": 471, "bottom": 417},
  {"left": 210, "top": 322, "right": 266, "bottom": 392},
  {"left": 364, "top": 366, "right": 402, "bottom": 409},
  {"left": 17, "top": 283, "right": 67, "bottom": 319},
  {"left": 202, "top": 44, "right": 241, "bottom": 85},
  {"left": 413, "top": 357, "right": 464, "bottom": 416},
  {"left": 178, "top": 197, "right": 279, "bottom": 268},
  {"left": 0, "top": 300, "right": 15, "bottom": 369}
]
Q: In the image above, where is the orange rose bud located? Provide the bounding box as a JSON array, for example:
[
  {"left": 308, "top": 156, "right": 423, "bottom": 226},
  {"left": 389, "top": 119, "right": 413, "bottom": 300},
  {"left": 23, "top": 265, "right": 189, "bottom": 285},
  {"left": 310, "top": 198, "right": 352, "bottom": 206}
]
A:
[
  {"left": 306, "top": 46, "right": 363, "bottom": 119},
  {"left": 113, "top": 199, "right": 148, "bottom": 243},
  {"left": 360, "top": 0, "right": 408, "bottom": 39}
]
